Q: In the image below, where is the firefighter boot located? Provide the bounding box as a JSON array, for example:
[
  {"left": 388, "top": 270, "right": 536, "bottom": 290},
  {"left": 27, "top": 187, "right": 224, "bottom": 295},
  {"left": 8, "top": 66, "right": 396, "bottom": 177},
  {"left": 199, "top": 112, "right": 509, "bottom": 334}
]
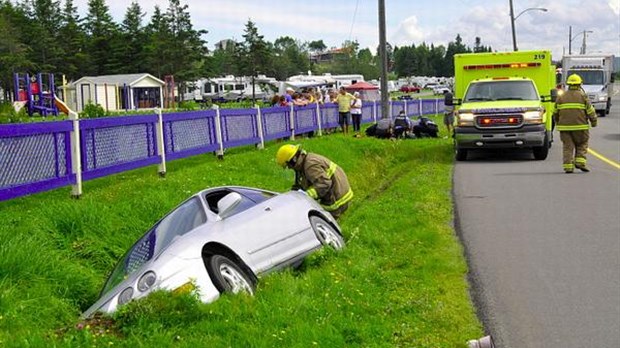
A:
[
  {"left": 575, "top": 157, "right": 590, "bottom": 172},
  {"left": 563, "top": 163, "right": 574, "bottom": 174}
]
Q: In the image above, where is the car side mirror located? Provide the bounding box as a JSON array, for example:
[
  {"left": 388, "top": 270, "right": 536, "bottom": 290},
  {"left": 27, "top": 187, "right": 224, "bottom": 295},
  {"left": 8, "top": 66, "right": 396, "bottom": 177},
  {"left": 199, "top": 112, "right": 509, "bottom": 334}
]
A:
[
  {"left": 611, "top": 75, "right": 616, "bottom": 83},
  {"left": 217, "top": 192, "right": 242, "bottom": 219},
  {"left": 444, "top": 93, "right": 453, "bottom": 106},
  {"left": 550, "top": 89, "right": 558, "bottom": 102}
]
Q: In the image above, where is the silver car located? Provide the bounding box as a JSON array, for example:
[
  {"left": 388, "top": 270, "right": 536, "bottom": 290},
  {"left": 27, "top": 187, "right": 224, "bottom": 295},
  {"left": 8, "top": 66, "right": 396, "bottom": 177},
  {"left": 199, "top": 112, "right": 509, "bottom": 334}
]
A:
[{"left": 82, "top": 186, "right": 345, "bottom": 318}]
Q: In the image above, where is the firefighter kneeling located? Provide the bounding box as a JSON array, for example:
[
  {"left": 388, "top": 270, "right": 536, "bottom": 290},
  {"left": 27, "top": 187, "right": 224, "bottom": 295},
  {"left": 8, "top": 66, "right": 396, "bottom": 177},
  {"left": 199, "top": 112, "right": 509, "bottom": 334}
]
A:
[
  {"left": 276, "top": 144, "right": 353, "bottom": 219},
  {"left": 553, "top": 74, "right": 597, "bottom": 173}
]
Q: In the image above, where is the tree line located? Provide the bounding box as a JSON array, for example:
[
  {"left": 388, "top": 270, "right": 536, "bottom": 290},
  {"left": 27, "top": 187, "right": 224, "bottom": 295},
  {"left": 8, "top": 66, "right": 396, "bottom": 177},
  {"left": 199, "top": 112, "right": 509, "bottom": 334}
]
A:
[{"left": 0, "top": 0, "right": 492, "bottom": 100}]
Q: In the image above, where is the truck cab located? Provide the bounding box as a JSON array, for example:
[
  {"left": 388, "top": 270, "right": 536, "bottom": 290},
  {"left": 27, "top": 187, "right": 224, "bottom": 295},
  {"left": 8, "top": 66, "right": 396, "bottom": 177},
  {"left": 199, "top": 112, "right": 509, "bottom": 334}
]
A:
[
  {"left": 446, "top": 50, "right": 557, "bottom": 161},
  {"left": 561, "top": 55, "right": 615, "bottom": 117}
]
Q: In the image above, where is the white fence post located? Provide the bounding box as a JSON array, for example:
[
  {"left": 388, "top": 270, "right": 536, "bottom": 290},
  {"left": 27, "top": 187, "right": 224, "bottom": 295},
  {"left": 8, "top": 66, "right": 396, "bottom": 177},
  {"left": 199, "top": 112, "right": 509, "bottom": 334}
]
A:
[
  {"left": 418, "top": 98, "right": 422, "bottom": 116},
  {"left": 255, "top": 104, "right": 265, "bottom": 150},
  {"left": 435, "top": 98, "right": 439, "bottom": 115},
  {"left": 315, "top": 102, "right": 323, "bottom": 136},
  {"left": 213, "top": 105, "right": 224, "bottom": 159},
  {"left": 404, "top": 100, "right": 408, "bottom": 117},
  {"left": 155, "top": 108, "right": 166, "bottom": 176},
  {"left": 69, "top": 110, "right": 82, "bottom": 198},
  {"left": 289, "top": 104, "right": 295, "bottom": 140},
  {"left": 373, "top": 100, "right": 377, "bottom": 122}
]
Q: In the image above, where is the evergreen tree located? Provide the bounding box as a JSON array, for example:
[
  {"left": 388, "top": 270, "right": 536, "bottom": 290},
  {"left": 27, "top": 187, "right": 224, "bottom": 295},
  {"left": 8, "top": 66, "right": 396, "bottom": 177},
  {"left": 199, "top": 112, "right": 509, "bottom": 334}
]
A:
[
  {"left": 59, "top": 0, "right": 88, "bottom": 79},
  {"left": 17, "top": 0, "right": 64, "bottom": 72},
  {"left": 238, "top": 20, "right": 272, "bottom": 77},
  {"left": 83, "top": 0, "right": 119, "bottom": 75},
  {"left": 162, "top": 0, "right": 207, "bottom": 85},
  {"left": 119, "top": 1, "right": 146, "bottom": 73},
  {"left": 0, "top": 1, "right": 35, "bottom": 99},
  {"left": 444, "top": 34, "right": 471, "bottom": 76},
  {"left": 144, "top": 5, "right": 168, "bottom": 78}
]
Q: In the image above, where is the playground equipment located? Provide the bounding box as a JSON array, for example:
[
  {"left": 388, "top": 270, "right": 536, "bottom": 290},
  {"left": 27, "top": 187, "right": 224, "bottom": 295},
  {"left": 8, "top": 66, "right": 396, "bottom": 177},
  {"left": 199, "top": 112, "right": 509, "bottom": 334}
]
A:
[{"left": 14, "top": 73, "right": 60, "bottom": 116}]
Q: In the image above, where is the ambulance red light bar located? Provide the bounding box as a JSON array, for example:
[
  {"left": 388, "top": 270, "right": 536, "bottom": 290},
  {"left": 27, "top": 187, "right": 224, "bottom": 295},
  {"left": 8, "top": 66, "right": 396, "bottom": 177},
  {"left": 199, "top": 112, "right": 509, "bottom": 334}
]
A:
[{"left": 463, "top": 62, "right": 541, "bottom": 70}]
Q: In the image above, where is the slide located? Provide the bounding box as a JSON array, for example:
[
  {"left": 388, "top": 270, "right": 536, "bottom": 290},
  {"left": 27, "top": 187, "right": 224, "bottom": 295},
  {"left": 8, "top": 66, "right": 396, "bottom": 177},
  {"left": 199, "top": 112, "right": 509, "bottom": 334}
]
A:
[{"left": 54, "top": 95, "right": 71, "bottom": 115}]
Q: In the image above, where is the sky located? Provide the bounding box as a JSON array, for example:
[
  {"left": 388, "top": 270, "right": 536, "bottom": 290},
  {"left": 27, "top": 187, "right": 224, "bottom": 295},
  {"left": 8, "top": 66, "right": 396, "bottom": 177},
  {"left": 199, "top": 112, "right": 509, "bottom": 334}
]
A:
[{"left": 73, "top": 0, "right": 619, "bottom": 62}]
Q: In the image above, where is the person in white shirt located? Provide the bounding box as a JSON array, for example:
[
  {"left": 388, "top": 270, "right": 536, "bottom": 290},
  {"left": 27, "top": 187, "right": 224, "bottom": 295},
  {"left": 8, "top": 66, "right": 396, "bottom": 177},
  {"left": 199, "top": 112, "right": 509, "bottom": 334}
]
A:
[{"left": 350, "top": 91, "right": 363, "bottom": 137}]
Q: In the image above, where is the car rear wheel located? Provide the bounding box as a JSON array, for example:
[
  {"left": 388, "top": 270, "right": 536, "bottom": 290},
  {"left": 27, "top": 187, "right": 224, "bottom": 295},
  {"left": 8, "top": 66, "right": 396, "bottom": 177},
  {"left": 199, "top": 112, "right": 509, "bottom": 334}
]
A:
[
  {"left": 206, "top": 254, "right": 255, "bottom": 295},
  {"left": 310, "top": 216, "right": 345, "bottom": 250}
]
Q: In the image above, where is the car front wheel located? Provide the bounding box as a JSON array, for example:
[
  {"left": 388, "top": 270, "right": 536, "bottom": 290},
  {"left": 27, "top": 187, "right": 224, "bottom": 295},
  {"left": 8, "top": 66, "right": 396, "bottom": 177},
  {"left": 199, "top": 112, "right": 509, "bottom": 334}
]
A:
[
  {"left": 310, "top": 216, "right": 345, "bottom": 250},
  {"left": 206, "top": 254, "right": 255, "bottom": 295}
]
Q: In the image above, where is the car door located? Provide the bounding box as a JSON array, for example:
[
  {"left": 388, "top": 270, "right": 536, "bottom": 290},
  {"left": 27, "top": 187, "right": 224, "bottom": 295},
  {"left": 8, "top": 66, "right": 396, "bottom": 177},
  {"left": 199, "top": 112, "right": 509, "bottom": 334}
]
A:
[{"left": 215, "top": 191, "right": 315, "bottom": 273}]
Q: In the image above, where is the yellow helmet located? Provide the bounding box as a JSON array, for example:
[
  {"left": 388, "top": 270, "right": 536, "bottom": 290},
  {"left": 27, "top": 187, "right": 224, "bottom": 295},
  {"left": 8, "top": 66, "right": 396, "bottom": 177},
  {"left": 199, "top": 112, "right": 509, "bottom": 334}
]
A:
[
  {"left": 275, "top": 144, "right": 300, "bottom": 167},
  {"left": 566, "top": 74, "right": 583, "bottom": 85}
]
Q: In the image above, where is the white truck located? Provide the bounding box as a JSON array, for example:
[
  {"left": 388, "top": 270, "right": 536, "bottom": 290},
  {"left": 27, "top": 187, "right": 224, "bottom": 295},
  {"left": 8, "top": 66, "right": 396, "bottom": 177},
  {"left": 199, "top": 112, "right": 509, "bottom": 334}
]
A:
[{"left": 561, "top": 55, "right": 615, "bottom": 116}]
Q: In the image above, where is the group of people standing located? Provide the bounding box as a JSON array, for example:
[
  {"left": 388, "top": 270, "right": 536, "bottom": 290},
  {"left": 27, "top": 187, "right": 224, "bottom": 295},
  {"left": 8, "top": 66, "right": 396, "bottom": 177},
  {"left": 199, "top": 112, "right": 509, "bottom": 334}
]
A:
[{"left": 271, "top": 86, "right": 365, "bottom": 137}]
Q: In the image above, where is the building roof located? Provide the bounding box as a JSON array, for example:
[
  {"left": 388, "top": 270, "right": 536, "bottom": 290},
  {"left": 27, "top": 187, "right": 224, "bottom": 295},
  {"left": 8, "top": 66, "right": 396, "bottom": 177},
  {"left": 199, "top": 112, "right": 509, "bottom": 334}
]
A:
[{"left": 71, "top": 73, "right": 165, "bottom": 87}]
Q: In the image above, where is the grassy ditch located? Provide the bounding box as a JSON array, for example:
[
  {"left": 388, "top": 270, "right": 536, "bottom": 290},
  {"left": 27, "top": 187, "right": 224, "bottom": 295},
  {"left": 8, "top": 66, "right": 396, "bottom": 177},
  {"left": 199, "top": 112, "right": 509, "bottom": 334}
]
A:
[{"left": 0, "top": 129, "right": 482, "bottom": 347}]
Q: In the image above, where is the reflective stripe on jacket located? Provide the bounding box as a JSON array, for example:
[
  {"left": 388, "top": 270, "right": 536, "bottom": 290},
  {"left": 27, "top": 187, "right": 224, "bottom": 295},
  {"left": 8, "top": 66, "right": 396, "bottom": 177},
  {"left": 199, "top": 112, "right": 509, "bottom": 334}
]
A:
[
  {"left": 553, "top": 88, "right": 597, "bottom": 131},
  {"left": 294, "top": 152, "right": 353, "bottom": 211}
]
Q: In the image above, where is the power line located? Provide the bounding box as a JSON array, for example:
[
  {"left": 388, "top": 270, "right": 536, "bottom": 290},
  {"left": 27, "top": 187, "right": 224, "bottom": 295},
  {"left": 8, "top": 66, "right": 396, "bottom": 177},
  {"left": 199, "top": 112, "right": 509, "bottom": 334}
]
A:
[{"left": 348, "top": 0, "right": 360, "bottom": 43}]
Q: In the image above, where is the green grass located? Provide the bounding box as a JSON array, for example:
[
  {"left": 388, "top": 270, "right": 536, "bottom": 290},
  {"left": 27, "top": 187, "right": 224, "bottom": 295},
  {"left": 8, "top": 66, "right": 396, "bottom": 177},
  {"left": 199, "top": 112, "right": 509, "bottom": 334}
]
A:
[{"left": 0, "top": 124, "right": 482, "bottom": 347}]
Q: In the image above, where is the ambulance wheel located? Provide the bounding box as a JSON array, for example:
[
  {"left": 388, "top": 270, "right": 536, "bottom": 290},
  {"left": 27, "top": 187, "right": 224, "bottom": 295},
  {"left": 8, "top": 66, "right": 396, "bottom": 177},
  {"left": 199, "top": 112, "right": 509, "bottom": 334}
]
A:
[
  {"left": 533, "top": 145, "right": 548, "bottom": 160},
  {"left": 455, "top": 148, "right": 468, "bottom": 161}
]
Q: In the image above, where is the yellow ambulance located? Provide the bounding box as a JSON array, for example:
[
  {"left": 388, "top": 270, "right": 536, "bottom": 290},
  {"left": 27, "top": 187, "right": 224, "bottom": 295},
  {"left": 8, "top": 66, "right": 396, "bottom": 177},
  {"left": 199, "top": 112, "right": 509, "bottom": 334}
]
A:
[{"left": 446, "top": 50, "right": 557, "bottom": 161}]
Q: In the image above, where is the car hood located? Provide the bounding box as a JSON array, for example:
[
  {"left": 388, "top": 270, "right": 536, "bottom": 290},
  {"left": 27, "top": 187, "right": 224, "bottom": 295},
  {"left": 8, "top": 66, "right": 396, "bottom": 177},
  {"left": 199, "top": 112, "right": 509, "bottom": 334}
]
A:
[{"left": 581, "top": 85, "right": 605, "bottom": 94}]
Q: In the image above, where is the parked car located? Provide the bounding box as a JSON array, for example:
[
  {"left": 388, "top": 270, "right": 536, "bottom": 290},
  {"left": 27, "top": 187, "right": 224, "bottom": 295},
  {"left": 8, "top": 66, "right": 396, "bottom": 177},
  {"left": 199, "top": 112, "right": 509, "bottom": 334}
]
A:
[
  {"left": 432, "top": 85, "right": 451, "bottom": 95},
  {"left": 82, "top": 186, "right": 345, "bottom": 318},
  {"left": 400, "top": 85, "right": 421, "bottom": 93}
]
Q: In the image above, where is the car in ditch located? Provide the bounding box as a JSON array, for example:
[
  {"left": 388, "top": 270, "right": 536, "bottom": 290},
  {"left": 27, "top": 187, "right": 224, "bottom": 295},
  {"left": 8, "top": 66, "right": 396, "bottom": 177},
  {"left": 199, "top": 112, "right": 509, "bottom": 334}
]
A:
[{"left": 82, "top": 186, "right": 345, "bottom": 318}]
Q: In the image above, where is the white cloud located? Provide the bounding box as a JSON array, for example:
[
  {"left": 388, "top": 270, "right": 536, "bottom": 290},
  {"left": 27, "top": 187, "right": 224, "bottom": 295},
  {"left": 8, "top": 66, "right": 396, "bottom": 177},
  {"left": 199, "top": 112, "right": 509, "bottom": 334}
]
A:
[{"left": 391, "top": 16, "right": 426, "bottom": 47}]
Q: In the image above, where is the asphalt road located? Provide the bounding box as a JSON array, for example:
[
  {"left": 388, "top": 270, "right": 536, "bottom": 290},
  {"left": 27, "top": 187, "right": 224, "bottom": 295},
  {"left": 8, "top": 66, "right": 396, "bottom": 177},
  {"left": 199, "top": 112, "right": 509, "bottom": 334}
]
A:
[{"left": 454, "top": 88, "right": 620, "bottom": 348}]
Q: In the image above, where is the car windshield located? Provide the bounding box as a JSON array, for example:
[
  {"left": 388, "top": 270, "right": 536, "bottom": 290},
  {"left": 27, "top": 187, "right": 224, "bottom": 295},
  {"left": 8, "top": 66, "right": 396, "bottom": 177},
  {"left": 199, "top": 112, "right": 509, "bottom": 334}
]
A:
[
  {"left": 101, "top": 197, "right": 206, "bottom": 295},
  {"left": 566, "top": 70, "right": 604, "bottom": 85},
  {"left": 464, "top": 80, "right": 538, "bottom": 102}
]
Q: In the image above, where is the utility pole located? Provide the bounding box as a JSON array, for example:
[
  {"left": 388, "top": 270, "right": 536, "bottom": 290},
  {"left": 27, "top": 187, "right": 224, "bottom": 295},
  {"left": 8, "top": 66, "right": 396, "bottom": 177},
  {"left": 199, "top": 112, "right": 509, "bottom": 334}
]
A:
[
  {"left": 568, "top": 26, "right": 572, "bottom": 55},
  {"left": 509, "top": 0, "right": 518, "bottom": 51},
  {"left": 581, "top": 30, "right": 588, "bottom": 54},
  {"left": 378, "top": 0, "right": 389, "bottom": 119}
]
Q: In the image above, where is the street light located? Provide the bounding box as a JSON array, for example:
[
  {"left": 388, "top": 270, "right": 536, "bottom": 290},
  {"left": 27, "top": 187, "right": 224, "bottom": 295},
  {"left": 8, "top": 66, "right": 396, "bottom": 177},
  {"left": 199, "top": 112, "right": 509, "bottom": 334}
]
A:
[
  {"left": 568, "top": 26, "right": 593, "bottom": 55},
  {"left": 509, "top": 0, "right": 548, "bottom": 51}
]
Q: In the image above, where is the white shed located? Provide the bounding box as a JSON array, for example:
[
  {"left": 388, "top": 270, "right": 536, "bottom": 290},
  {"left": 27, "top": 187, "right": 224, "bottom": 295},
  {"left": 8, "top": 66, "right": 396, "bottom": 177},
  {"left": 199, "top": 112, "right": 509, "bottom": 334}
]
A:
[{"left": 68, "top": 73, "right": 165, "bottom": 112}]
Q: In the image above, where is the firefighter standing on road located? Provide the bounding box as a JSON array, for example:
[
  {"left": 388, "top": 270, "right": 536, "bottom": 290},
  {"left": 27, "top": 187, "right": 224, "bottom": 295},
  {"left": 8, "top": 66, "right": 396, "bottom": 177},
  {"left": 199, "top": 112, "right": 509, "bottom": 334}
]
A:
[
  {"left": 553, "top": 74, "right": 597, "bottom": 173},
  {"left": 276, "top": 144, "right": 353, "bottom": 219}
]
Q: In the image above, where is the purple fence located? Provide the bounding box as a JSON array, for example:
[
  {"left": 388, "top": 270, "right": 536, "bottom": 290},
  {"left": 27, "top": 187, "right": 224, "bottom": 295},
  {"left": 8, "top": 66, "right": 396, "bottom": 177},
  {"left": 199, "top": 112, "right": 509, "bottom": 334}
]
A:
[
  {"left": 260, "top": 106, "right": 290, "bottom": 141},
  {"left": 163, "top": 110, "right": 218, "bottom": 161},
  {"left": 80, "top": 115, "right": 159, "bottom": 181},
  {"left": 0, "top": 121, "right": 74, "bottom": 201},
  {"left": 0, "top": 98, "right": 443, "bottom": 202},
  {"left": 221, "top": 108, "right": 260, "bottom": 148}
]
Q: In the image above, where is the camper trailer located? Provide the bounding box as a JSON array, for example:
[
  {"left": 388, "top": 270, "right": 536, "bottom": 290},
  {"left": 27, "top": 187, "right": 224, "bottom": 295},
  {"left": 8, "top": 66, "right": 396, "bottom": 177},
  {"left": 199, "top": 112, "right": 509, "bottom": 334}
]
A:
[{"left": 184, "top": 75, "right": 278, "bottom": 102}]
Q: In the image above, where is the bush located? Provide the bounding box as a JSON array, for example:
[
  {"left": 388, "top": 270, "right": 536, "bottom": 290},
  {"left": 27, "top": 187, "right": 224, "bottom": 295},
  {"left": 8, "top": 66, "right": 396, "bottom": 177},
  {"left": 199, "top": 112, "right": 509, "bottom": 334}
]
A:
[
  {"left": 80, "top": 102, "right": 107, "bottom": 118},
  {"left": 0, "top": 102, "right": 28, "bottom": 124},
  {"left": 178, "top": 100, "right": 201, "bottom": 111}
]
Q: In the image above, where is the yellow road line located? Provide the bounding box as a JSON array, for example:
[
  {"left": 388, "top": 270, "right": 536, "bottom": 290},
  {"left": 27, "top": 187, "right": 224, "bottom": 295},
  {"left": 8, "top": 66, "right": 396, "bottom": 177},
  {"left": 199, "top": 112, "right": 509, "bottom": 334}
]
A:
[{"left": 588, "top": 148, "right": 620, "bottom": 169}]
